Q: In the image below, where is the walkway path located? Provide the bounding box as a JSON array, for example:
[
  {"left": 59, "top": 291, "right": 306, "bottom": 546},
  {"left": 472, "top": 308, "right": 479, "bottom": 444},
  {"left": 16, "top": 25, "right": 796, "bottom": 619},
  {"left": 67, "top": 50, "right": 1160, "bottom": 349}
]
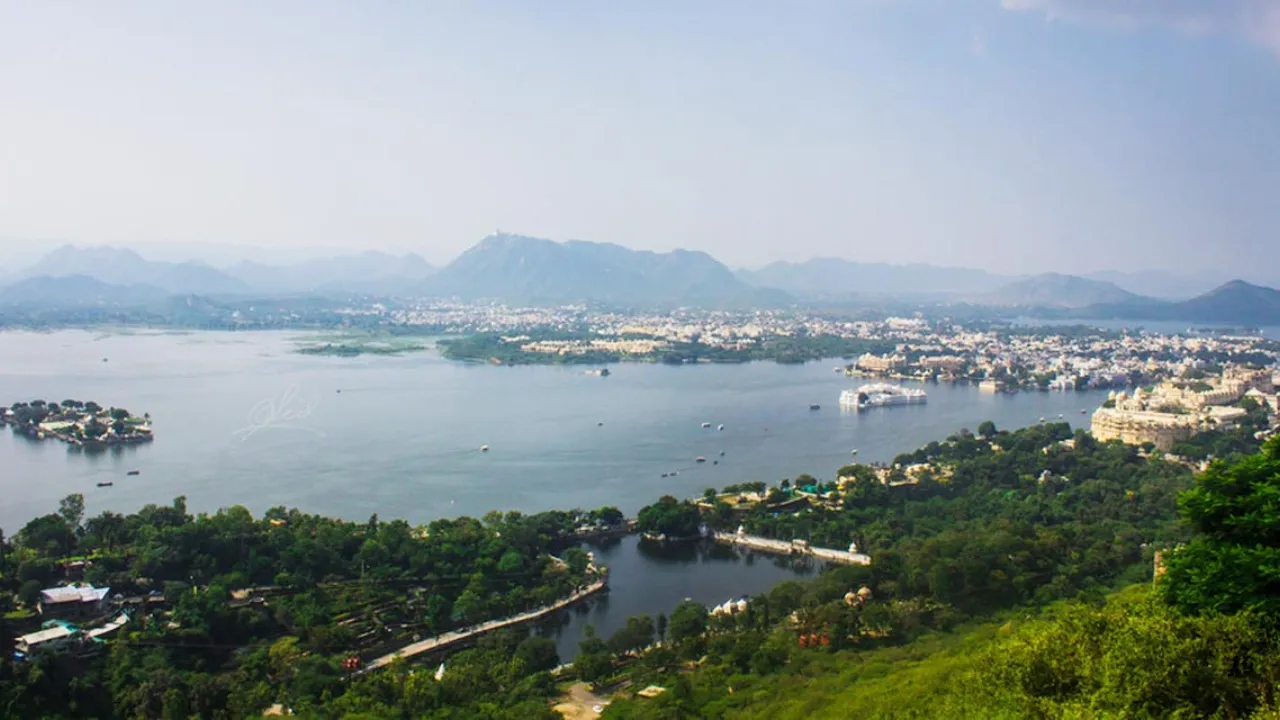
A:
[
  {"left": 361, "top": 577, "right": 608, "bottom": 672},
  {"left": 712, "top": 532, "right": 871, "bottom": 566}
]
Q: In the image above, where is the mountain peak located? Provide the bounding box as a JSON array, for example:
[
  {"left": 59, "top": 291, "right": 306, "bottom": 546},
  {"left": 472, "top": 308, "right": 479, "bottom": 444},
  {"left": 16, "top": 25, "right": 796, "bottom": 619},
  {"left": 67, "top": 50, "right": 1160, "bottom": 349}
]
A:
[{"left": 429, "top": 234, "right": 782, "bottom": 307}]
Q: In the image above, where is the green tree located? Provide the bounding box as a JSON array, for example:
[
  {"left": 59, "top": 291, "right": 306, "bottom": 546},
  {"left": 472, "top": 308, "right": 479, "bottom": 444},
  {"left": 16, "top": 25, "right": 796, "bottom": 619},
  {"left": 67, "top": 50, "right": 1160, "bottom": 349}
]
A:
[
  {"left": 667, "top": 600, "right": 708, "bottom": 645},
  {"left": 596, "top": 506, "right": 624, "bottom": 525},
  {"left": 1162, "top": 436, "right": 1280, "bottom": 616},
  {"left": 515, "top": 636, "right": 560, "bottom": 673},
  {"left": 58, "top": 493, "right": 85, "bottom": 531},
  {"left": 636, "top": 496, "right": 702, "bottom": 538},
  {"left": 977, "top": 420, "right": 997, "bottom": 438},
  {"left": 18, "top": 579, "right": 43, "bottom": 607},
  {"left": 608, "top": 615, "right": 655, "bottom": 655},
  {"left": 18, "top": 514, "right": 76, "bottom": 556},
  {"left": 563, "top": 547, "right": 590, "bottom": 577},
  {"left": 576, "top": 625, "right": 613, "bottom": 685}
]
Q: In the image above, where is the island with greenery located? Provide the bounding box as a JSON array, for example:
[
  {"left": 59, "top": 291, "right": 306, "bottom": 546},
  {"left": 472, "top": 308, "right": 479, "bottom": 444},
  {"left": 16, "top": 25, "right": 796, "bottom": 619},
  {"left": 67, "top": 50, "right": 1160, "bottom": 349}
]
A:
[
  {"left": 2, "top": 399, "right": 153, "bottom": 447},
  {"left": 2, "top": 422, "right": 1279, "bottom": 718},
  {"left": 291, "top": 332, "right": 431, "bottom": 358},
  {"left": 439, "top": 329, "right": 894, "bottom": 366}
]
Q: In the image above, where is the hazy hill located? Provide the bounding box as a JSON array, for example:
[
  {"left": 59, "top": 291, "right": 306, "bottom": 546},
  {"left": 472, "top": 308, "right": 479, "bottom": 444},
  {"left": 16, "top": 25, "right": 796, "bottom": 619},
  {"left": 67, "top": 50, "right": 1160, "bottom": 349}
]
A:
[
  {"left": 18, "top": 245, "right": 249, "bottom": 295},
  {"left": 1083, "top": 270, "right": 1223, "bottom": 300},
  {"left": 426, "top": 233, "right": 786, "bottom": 307},
  {"left": 1070, "top": 279, "right": 1280, "bottom": 325},
  {"left": 1168, "top": 280, "right": 1280, "bottom": 324},
  {"left": 226, "top": 251, "right": 436, "bottom": 294},
  {"left": 0, "top": 274, "right": 167, "bottom": 307},
  {"left": 977, "top": 273, "right": 1145, "bottom": 309},
  {"left": 738, "top": 258, "right": 1007, "bottom": 299}
]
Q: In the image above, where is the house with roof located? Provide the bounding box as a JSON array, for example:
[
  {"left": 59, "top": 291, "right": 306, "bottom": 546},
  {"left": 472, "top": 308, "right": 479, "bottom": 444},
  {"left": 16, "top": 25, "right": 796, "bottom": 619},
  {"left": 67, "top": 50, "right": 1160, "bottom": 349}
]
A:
[
  {"left": 38, "top": 583, "right": 110, "bottom": 620},
  {"left": 15, "top": 620, "right": 81, "bottom": 656}
]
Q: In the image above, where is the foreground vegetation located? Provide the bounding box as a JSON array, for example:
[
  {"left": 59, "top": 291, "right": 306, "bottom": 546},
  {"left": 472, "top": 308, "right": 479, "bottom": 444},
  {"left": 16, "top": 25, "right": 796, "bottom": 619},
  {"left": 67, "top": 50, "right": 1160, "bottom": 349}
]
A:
[
  {"left": 604, "top": 435, "right": 1280, "bottom": 719},
  {"left": 0, "top": 502, "right": 612, "bottom": 717},
  {"left": 2, "top": 419, "right": 1277, "bottom": 718}
]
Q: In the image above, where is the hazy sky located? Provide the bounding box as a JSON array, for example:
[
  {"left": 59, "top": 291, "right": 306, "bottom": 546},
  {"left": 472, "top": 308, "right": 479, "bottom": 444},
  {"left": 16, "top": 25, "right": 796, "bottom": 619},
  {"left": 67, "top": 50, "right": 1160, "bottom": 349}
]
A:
[{"left": 1, "top": 1, "right": 1277, "bottom": 273}]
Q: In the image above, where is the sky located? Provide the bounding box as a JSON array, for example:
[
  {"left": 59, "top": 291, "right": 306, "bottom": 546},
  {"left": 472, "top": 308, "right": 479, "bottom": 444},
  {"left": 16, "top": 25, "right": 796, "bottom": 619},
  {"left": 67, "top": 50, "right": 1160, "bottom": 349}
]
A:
[{"left": 1, "top": 0, "right": 1278, "bottom": 275}]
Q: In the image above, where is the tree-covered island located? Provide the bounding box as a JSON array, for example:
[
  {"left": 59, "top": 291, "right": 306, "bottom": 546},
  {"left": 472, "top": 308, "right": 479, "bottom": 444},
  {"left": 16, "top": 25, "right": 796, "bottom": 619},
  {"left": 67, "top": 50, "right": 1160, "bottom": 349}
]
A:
[
  {"left": 439, "top": 329, "right": 894, "bottom": 366},
  {"left": 2, "top": 400, "right": 153, "bottom": 447}
]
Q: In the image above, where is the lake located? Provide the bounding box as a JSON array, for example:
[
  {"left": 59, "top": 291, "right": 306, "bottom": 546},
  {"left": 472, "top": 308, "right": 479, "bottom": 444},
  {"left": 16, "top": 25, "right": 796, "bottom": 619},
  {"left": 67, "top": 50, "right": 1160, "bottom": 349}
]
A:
[
  {"left": 542, "top": 535, "right": 819, "bottom": 661},
  {"left": 0, "top": 329, "right": 1111, "bottom": 533}
]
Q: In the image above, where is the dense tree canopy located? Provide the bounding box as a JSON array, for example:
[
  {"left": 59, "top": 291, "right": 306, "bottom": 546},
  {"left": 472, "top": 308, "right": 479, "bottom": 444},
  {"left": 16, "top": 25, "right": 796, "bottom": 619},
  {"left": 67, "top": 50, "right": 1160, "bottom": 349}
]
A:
[{"left": 1162, "top": 435, "right": 1280, "bottom": 616}]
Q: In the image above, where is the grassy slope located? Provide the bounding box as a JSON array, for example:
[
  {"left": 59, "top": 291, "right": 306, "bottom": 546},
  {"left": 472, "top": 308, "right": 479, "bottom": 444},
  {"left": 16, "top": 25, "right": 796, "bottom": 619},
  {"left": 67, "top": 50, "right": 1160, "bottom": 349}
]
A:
[{"left": 718, "top": 620, "right": 1009, "bottom": 720}]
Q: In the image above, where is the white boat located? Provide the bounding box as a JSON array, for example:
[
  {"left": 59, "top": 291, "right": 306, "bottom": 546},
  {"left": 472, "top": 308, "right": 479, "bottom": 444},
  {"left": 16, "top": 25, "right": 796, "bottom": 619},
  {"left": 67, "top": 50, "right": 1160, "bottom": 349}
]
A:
[
  {"left": 701, "top": 422, "right": 712, "bottom": 429},
  {"left": 717, "top": 424, "right": 725, "bottom": 431},
  {"left": 480, "top": 444, "right": 489, "bottom": 452},
  {"left": 840, "top": 383, "right": 927, "bottom": 411}
]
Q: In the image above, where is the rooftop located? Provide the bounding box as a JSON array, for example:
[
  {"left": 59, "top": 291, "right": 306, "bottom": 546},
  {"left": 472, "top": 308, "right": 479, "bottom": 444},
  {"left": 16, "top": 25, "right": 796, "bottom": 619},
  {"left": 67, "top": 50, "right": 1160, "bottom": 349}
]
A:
[
  {"left": 40, "top": 584, "right": 109, "bottom": 605},
  {"left": 17, "top": 624, "right": 78, "bottom": 646}
]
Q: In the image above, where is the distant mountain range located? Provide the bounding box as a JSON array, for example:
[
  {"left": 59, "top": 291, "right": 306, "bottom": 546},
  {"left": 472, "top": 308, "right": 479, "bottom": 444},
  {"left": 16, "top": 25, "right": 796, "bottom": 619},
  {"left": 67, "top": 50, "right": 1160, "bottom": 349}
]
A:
[
  {"left": 20, "top": 245, "right": 250, "bottom": 295},
  {"left": 424, "top": 233, "right": 786, "bottom": 307},
  {"left": 1079, "top": 280, "right": 1280, "bottom": 325},
  {"left": 736, "top": 258, "right": 1008, "bottom": 299},
  {"left": 225, "top": 251, "right": 436, "bottom": 294},
  {"left": 1081, "top": 270, "right": 1224, "bottom": 301},
  {"left": 0, "top": 274, "right": 168, "bottom": 307},
  {"left": 5, "top": 245, "right": 435, "bottom": 296},
  {"left": 972, "top": 273, "right": 1145, "bottom": 309},
  {"left": 2, "top": 239, "right": 1278, "bottom": 324}
]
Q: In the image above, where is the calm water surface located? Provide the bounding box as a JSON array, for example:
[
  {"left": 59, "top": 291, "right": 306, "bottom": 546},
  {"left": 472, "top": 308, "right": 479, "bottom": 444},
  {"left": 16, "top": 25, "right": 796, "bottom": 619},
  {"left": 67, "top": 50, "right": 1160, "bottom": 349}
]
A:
[
  {"left": 0, "top": 329, "right": 1115, "bottom": 658},
  {"left": 542, "top": 535, "right": 818, "bottom": 661},
  {"left": 0, "top": 329, "right": 1110, "bottom": 532}
]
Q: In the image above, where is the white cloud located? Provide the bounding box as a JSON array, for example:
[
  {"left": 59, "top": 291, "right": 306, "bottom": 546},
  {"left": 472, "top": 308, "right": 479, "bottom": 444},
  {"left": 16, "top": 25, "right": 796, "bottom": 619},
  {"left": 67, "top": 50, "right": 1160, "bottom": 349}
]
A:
[{"left": 1000, "top": 0, "right": 1280, "bottom": 54}]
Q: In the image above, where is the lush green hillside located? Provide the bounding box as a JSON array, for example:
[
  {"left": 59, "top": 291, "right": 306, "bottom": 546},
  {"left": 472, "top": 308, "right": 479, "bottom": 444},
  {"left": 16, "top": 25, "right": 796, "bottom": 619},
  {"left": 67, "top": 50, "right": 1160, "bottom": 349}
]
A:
[{"left": 605, "top": 436, "right": 1280, "bottom": 719}]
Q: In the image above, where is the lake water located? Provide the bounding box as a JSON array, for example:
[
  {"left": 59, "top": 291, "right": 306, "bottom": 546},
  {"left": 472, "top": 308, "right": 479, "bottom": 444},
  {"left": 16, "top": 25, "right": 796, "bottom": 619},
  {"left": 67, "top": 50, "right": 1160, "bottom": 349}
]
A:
[
  {"left": 0, "top": 329, "right": 1111, "bottom": 533},
  {"left": 0, "top": 329, "right": 1115, "bottom": 660},
  {"left": 542, "top": 535, "right": 819, "bottom": 661}
]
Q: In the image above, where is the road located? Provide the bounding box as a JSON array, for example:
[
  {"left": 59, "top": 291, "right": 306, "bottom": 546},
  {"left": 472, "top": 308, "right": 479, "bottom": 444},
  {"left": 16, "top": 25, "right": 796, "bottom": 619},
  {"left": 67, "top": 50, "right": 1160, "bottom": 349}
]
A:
[{"left": 360, "top": 577, "right": 608, "bottom": 672}]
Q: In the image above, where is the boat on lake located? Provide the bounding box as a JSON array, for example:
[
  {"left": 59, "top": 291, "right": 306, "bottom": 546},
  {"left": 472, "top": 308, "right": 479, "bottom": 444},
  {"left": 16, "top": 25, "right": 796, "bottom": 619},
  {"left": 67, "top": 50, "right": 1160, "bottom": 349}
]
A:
[
  {"left": 809, "top": 404, "right": 821, "bottom": 411},
  {"left": 126, "top": 470, "right": 140, "bottom": 476},
  {"left": 97, "top": 482, "right": 113, "bottom": 487},
  {"left": 701, "top": 422, "right": 712, "bottom": 428}
]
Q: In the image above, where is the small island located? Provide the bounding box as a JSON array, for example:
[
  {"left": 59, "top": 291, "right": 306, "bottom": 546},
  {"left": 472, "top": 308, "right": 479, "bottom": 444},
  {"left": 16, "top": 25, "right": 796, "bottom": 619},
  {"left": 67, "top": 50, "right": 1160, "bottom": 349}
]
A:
[
  {"left": 439, "top": 330, "right": 893, "bottom": 366},
  {"left": 291, "top": 332, "right": 429, "bottom": 357},
  {"left": 2, "top": 399, "right": 153, "bottom": 448}
]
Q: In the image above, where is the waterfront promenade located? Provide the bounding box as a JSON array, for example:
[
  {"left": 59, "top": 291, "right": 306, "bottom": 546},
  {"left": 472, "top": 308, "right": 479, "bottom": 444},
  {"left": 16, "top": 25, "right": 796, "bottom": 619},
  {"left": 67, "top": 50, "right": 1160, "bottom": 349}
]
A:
[
  {"left": 360, "top": 577, "right": 609, "bottom": 672},
  {"left": 712, "top": 532, "right": 871, "bottom": 566}
]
